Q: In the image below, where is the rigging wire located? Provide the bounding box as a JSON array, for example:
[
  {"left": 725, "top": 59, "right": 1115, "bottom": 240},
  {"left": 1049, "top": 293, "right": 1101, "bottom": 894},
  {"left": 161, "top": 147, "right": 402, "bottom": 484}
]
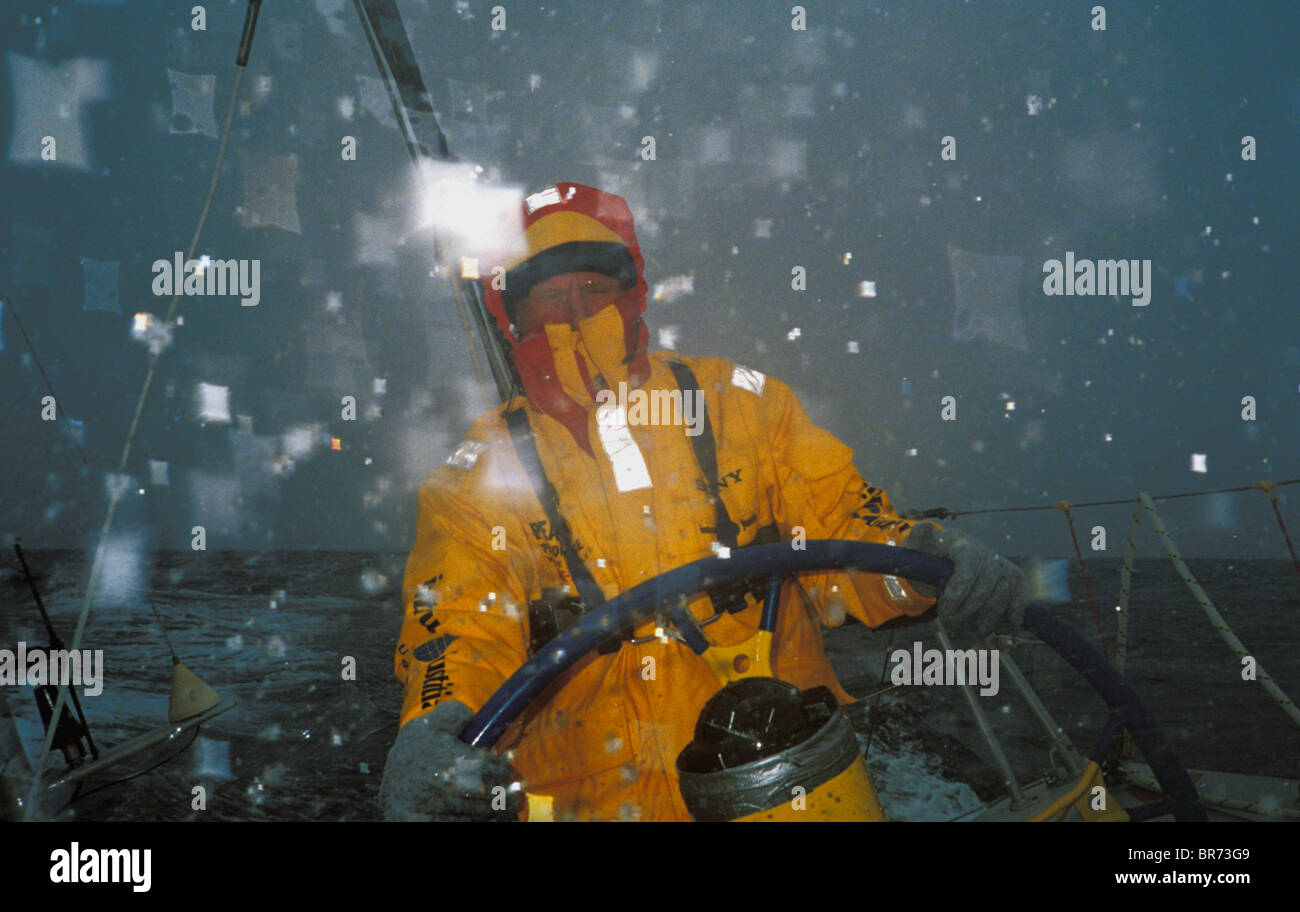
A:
[
  {"left": 147, "top": 601, "right": 180, "bottom": 664},
  {"left": 4, "top": 297, "right": 91, "bottom": 470},
  {"left": 862, "top": 627, "right": 896, "bottom": 762},
  {"left": 1059, "top": 505, "right": 1107, "bottom": 656}
]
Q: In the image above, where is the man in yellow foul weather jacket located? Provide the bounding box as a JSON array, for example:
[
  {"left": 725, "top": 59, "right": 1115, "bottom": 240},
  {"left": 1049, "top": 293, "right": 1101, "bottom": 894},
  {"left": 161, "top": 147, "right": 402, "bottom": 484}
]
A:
[{"left": 379, "top": 182, "right": 1026, "bottom": 821}]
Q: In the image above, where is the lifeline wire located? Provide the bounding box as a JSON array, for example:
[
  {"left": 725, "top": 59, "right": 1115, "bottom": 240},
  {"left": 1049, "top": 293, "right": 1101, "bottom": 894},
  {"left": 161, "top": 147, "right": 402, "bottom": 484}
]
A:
[
  {"left": 22, "top": 62, "right": 247, "bottom": 822},
  {"left": 924, "top": 478, "right": 1300, "bottom": 590},
  {"left": 938, "top": 477, "right": 1299, "bottom": 518},
  {"left": 67, "top": 725, "right": 202, "bottom": 806}
]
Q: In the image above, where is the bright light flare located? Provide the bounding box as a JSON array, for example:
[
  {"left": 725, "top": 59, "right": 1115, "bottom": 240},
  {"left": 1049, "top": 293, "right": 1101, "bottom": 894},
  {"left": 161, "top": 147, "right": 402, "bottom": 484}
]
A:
[{"left": 414, "top": 161, "right": 526, "bottom": 266}]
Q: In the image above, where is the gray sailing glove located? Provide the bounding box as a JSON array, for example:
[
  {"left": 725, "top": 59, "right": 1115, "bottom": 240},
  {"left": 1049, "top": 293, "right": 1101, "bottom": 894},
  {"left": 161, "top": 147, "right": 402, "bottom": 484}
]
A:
[
  {"left": 900, "top": 522, "right": 1027, "bottom": 636},
  {"left": 379, "top": 700, "right": 519, "bottom": 822}
]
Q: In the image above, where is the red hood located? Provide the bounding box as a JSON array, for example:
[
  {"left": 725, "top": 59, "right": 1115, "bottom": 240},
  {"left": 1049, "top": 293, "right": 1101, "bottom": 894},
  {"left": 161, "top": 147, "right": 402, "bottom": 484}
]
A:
[{"left": 481, "top": 182, "right": 651, "bottom": 455}]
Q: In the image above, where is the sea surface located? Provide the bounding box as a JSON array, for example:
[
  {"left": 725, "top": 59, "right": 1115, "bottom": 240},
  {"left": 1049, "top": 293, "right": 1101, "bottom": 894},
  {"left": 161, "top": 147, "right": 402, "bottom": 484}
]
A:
[{"left": 2, "top": 551, "right": 1297, "bottom": 821}]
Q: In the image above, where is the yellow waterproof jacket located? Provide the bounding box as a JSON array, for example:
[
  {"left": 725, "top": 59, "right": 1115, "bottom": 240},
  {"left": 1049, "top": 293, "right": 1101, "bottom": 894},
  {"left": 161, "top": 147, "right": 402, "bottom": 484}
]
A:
[{"left": 395, "top": 352, "right": 936, "bottom": 821}]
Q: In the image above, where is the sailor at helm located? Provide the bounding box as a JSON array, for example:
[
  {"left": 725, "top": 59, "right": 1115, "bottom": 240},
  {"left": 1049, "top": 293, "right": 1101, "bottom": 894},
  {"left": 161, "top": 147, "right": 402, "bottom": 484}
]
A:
[{"left": 379, "top": 182, "right": 1025, "bottom": 821}]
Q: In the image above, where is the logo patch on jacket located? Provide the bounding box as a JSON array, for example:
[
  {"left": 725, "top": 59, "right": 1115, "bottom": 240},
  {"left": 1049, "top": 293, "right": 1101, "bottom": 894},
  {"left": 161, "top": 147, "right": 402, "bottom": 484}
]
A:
[
  {"left": 731, "top": 366, "right": 765, "bottom": 396},
  {"left": 420, "top": 658, "right": 453, "bottom": 708},
  {"left": 696, "top": 467, "right": 743, "bottom": 493},
  {"left": 412, "top": 634, "right": 458, "bottom": 663},
  {"left": 527, "top": 519, "right": 590, "bottom": 566},
  {"left": 445, "top": 440, "right": 486, "bottom": 470}
]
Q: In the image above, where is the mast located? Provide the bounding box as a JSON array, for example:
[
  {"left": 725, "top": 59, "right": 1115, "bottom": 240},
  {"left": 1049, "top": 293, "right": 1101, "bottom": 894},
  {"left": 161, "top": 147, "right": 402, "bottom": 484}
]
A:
[{"left": 351, "top": 0, "right": 519, "bottom": 404}]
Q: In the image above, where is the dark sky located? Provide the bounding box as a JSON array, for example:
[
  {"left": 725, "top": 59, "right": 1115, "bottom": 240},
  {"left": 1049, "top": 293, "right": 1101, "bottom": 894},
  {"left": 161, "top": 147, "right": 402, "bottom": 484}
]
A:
[{"left": 1, "top": 0, "right": 1296, "bottom": 558}]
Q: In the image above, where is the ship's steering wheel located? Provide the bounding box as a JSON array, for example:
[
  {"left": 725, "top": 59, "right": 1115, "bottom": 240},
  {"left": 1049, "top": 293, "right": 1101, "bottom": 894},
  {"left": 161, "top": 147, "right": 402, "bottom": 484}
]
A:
[{"left": 462, "top": 541, "right": 1206, "bottom": 821}]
